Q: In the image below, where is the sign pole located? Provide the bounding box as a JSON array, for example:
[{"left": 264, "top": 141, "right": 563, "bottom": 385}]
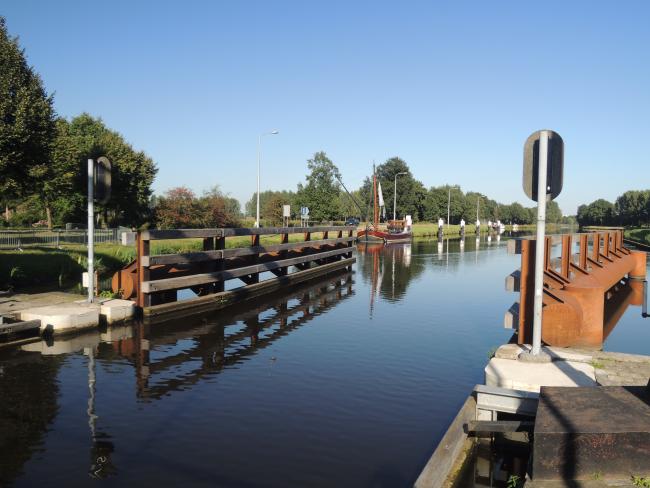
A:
[
  {"left": 531, "top": 131, "right": 549, "bottom": 356},
  {"left": 87, "top": 158, "right": 94, "bottom": 303}
]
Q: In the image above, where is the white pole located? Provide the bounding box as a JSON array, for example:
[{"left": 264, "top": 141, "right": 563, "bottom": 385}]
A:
[
  {"left": 255, "top": 134, "right": 261, "bottom": 228},
  {"left": 531, "top": 131, "right": 549, "bottom": 355},
  {"left": 447, "top": 187, "right": 451, "bottom": 229},
  {"left": 87, "top": 158, "right": 94, "bottom": 303}
]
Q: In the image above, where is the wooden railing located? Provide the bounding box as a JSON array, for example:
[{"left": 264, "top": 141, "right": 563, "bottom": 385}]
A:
[{"left": 134, "top": 226, "right": 356, "bottom": 309}]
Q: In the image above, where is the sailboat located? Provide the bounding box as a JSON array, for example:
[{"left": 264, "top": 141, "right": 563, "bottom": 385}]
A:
[{"left": 358, "top": 166, "right": 413, "bottom": 244}]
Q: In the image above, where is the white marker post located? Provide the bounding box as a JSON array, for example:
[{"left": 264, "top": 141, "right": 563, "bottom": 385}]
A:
[
  {"left": 531, "top": 131, "right": 549, "bottom": 356},
  {"left": 87, "top": 158, "right": 94, "bottom": 303}
]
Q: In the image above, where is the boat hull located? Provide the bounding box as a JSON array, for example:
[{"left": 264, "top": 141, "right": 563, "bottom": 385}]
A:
[{"left": 357, "top": 229, "right": 412, "bottom": 244}]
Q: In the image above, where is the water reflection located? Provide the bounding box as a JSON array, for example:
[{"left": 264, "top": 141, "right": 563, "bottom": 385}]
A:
[
  {"left": 1, "top": 271, "right": 354, "bottom": 486},
  {"left": 357, "top": 237, "right": 511, "bottom": 308},
  {"left": 131, "top": 273, "right": 354, "bottom": 400},
  {"left": 357, "top": 243, "right": 424, "bottom": 305},
  {"left": 0, "top": 350, "right": 62, "bottom": 485}
]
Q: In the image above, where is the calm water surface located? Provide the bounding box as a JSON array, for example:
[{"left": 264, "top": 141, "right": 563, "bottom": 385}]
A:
[{"left": 1, "top": 236, "right": 647, "bottom": 487}]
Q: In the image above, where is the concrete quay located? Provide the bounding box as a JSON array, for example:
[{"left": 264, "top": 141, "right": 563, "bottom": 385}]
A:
[
  {"left": 486, "top": 343, "right": 650, "bottom": 391},
  {"left": 0, "top": 291, "right": 136, "bottom": 337}
]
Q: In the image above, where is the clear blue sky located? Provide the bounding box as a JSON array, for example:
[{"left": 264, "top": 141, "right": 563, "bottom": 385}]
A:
[{"left": 4, "top": 0, "right": 649, "bottom": 215}]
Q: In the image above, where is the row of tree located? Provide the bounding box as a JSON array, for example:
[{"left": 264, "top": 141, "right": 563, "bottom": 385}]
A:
[
  {"left": 577, "top": 190, "right": 650, "bottom": 227},
  {"left": 242, "top": 154, "right": 565, "bottom": 225},
  {"left": 1, "top": 17, "right": 156, "bottom": 229}
]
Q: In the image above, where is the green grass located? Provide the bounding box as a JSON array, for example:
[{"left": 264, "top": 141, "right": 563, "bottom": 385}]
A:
[
  {"left": 0, "top": 244, "right": 133, "bottom": 289},
  {"left": 632, "top": 476, "right": 650, "bottom": 487},
  {"left": 625, "top": 227, "right": 650, "bottom": 246},
  {"left": 0, "top": 232, "right": 335, "bottom": 289}
]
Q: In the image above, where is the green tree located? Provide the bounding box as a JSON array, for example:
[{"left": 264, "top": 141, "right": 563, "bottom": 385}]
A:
[
  {"left": 51, "top": 114, "right": 157, "bottom": 227},
  {"left": 360, "top": 158, "right": 427, "bottom": 222},
  {"left": 245, "top": 190, "right": 296, "bottom": 219},
  {"left": 577, "top": 199, "right": 616, "bottom": 226},
  {"left": 616, "top": 190, "right": 649, "bottom": 226},
  {"left": 262, "top": 194, "right": 286, "bottom": 225},
  {"left": 295, "top": 151, "right": 342, "bottom": 221},
  {"left": 0, "top": 17, "right": 56, "bottom": 222}
]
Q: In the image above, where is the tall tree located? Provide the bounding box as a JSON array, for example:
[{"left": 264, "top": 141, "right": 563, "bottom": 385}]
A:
[
  {"left": 360, "top": 158, "right": 426, "bottom": 221},
  {"left": 0, "top": 17, "right": 56, "bottom": 221},
  {"left": 51, "top": 114, "right": 157, "bottom": 227},
  {"left": 296, "top": 151, "right": 342, "bottom": 221}
]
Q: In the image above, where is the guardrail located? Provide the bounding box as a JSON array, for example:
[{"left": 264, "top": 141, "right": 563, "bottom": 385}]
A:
[
  {"left": 0, "top": 228, "right": 120, "bottom": 249},
  {"left": 505, "top": 229, "right": 647, "bottom": 347},
  {"left": 112, "top": 226, "right": 356, "bottom": 314}
]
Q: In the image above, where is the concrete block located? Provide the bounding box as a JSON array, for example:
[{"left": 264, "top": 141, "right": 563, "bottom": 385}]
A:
[
  {"left": 533, "top": 386, "right": 650, "bottom": 480},
  {"left": 121, "top": 231, "right": 136, "bottom": 246},
  {"left": 485, "top": 357, "right": 596, "bottom": 393},
  {"left": 19, "top": 303, "right": 100, "bottom": 335},
  {"left": 100, "top": 299, "right": 135, "bottom": 324}
]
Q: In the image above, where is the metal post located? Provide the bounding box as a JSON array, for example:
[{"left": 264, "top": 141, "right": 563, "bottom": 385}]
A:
[
  {"left": 255, "top": 134, "right": 261, "bottom": 228},
  {"left": 643, "top": 280, "right": 648, "bottom": 318},
  {"left": 393, "top": 175, "right": 398, "bottom": 221},
  {"left": 531, "top": 131, "right": 549, "bottom": 356},
  {"left": 393, "top": 172, "right": 406, "bottom": 221},
  {"left": 87, "top": 158, "right": 94, "bottom": 303},
  {"left": 447, "top": 187, "right": 451, "bottom": 229}
]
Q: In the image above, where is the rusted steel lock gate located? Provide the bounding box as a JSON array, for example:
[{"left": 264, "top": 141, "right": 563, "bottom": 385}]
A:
[{"left": 505, "top": 230, "right": 647, "bottom": 348}]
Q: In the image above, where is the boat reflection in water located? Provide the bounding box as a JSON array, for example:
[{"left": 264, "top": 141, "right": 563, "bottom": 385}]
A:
[
  {"left": 1, "top": 271, "right": 354, "bottom": 485},
  {"left": 357, "top": 243, "right": 423, "bottom": 311}
]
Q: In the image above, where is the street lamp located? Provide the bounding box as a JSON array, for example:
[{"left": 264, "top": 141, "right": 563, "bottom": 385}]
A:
[
  {"left": 255, "top": 130, "right": 279, "bottom": 228},
  {"left": 393, "top": 172, "right": 407, "bottom": 221}
]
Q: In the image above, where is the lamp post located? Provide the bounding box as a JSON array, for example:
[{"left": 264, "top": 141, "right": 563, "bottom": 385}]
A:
[
  {"left": 393, "top": 172, "right": 407, "bottom": 221},
  {"left": 255, "top": 130, "right": 279, "bottom": 228}
]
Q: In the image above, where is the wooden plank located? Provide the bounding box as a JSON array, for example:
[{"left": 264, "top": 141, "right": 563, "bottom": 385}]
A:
[
  {"left": 144, "top": 237, "right": 355, "bottom": 266},
  {"left": 220, "top": 226, "right": 354, "bottom": 237},
  {"left": 414, "top": 395, "right": 477, "bottom": 488},
  {"left": 0, "top": 319, "right": 40, "bottom": 336},
  {"left": 141, "top": 226, "right": 356, "bottom": 240},
  {"left": 142, "top": 247, "right": 353, "bottom": 293},
  {"left": 142, "top": 257, "right": 355, "bottom": 321}
]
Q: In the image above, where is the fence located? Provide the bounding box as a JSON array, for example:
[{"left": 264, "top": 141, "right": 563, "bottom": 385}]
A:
[
  {"left": 112, "top": 225, "right": 356, "bottom": 317},
  {"left": 0, "top": 228, "right": 121, "bottom": 249}
]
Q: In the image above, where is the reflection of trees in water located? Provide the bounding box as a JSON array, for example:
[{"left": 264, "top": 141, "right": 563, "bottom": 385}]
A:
[
  {"left": 0, "top": 352, "right": 62, "bottom": 486},
  {"left": 356, "top": 244, "right": 425, "bottom": 302}
]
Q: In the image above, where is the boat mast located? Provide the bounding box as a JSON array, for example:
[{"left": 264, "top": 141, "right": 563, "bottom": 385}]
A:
[
  {"left": 373, "top": 163, "right": 379, "bottom": 227},
  {"left": 476, "top": 197, "right": 479, "bottom": 222}
]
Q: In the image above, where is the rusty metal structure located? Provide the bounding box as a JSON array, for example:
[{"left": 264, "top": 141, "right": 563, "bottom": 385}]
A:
[
  {"left": 505, "top": 229, "right": 647, "bottom": 348},
  {"left": 112, "top": 226, "right": 355, "bottom": 320}
]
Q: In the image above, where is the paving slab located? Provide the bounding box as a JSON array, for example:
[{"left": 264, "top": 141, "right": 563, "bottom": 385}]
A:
[
  {"left": 0, "top": 291, "right": 81, "bottom": 318},
  {"left": 19, "top": 302, "right": 100, "bottom": 335},
  {"left": 485, "top": 357, "right": 596, "bottom": 392}
]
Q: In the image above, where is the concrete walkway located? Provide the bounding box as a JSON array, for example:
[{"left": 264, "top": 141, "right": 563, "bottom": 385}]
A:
[
  {"left": 1, "top": 291, "right": 135, "bottom": 335},
  {"left": 490, "top": 344, "right": 650, "bottom": 389},
  {"left": 0, "top": 291, "right": 81, "bottom": 318}
]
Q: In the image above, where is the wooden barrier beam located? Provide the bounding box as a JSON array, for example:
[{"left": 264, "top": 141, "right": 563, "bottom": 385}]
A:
[{"left": 142, "top": 247, "right": 353, "bottom": 293}]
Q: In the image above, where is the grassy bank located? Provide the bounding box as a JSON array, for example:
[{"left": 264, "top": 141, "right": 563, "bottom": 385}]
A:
[
  {"left": 0, "top": 232, "right": 335, "bottom": 290},
  {"left": 625, "top": 227, "right": 650, "bottom": 246},
  {"left": 0, "top": 224, "right": 553, "bottom": 290}
]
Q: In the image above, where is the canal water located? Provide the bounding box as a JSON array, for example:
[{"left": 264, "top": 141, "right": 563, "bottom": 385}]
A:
[{"left": 1, "top": 236, "right": 648, "bottom": 487}]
